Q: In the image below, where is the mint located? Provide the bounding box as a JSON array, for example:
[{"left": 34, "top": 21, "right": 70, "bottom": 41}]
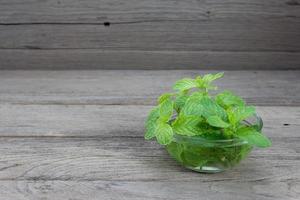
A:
[
  {"left": 159, "top": 97, "right": 174, "bottom": 122},
  {"left": 145, "top": 123, "right": 157, "bottom": 140},
  {"left": 202, "top": 72, "right": 224, "bottom": 83},
  {"left": 195, "top": 72, "right": 223, "bottom": 91},
  {"left": 206, "top": 115, "right": 230, "bottom": 128},
  {"left": 144, "top": 107, "right": 159, "bottom": 139},
  {"left": 173, "top": 73, "right": 223, "bottom": 92},
  {"left": 158, "top": 93, "right": 173, "bottom": 104},
  {"left": 181, "top": 92, "right": 204, "bottom": 116},
  {"left": 199, "top": 96, "right": 227, "bottom": 120},
  {"left": 226, "top": 106, "right": 255, "bottom": 126},
  {"left": 215, "top": 90, "right": 245, "bottom": 108},
  {"left": 155, "top": 122, "right": 174, "bottom": 145},
  {"left": 172, "top": 115, "right": 203, "bottom": 136},
  {"left": 173, "top": 78, "right": 197, "bottom": 91},
  {"left": 144, "top": 72, "right": 271, "bottom": 149},
  {"left": 236, "top": 106, "right": 256, "bottom": 121},
  {"left": 236, "top": 127, "right": 272, "bottom": 147},
  {"left": 174, "top": 92, "right": 189, "bottom": 112}
]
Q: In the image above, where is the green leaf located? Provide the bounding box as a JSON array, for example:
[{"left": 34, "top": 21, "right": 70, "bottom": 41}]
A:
[
  {"left": 172, "top": 115, "right": 203, "bottom": 136},
  {"left": 173, "top": 78, "right": 197, "bottom": 91},
  {"left": 158, "top": 93, "right": 172, "bottom": 104},
  {"left": 227, "top": 109, "right": 238, "bottom": 125},
  {"left": 159, "top": 98, "right": 174, "bottom": 122},
  {"left": 144, "top": 107, "right": 159, "bottom": 139},
  {"left": 181, "top": 92, "right": 204, "bottom": 116},
  {"left": 155, "top": 123, "right": 174, "bottom": 145},
  {"left": 174, "top": 93, "right": 189, "bottom": 112},
  {"left": 236, "top": 127, "right": 272, "bottom": 148},
  {"left": 226, "top": 106, "right": 256, "bottom": 126},
  {"left": 206, "top": 115, "right": 230, "bottom": 128},
  {"left": 215, "top": 90, "right": 245, "bottom": 108},
  {"left": 237, "top": 106, "right": 256, "bottom": 121},
  {"left": 195, "top": 73, "right": 223, "bottom": 90},
  {"left": 200, "top": 96, "right": 227, "bottom": 120},
  {"left": 145, "top": 122, "right": 157, "bottom": 140},
  {"left": 202, "top": 72, "right": 224, "bottom": 83},
  {"left": 145, "top": 107, "right": 159, "bottom": 126}
]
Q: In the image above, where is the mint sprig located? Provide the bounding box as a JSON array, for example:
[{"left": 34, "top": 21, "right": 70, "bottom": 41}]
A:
[{"left": 144, "top": 72, "right": 271, "bottom": 148}]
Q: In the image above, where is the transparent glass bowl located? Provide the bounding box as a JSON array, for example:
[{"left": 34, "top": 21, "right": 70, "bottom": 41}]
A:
[{"left": 166, "top": 115, "right": 263, "bottom": 173}]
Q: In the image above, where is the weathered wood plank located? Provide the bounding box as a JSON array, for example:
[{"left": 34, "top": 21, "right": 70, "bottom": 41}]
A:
[
  {"left": 1, "top": 0, "right": 299, "bottom": 70},
  {"left": 0, "top": 133, "right": 298, "bottom": 200},
  {"left": 0, "top": 179, "right": 298, "bottom": 200},
  {"left": 0, "top": 105, "right": 298, "bottom": 137},
  {"left": 1, "top": 20, "right": 299, "bottom": 51},
  {"left": 0, "top": 106, "right": 299, "bottom": 199},
  {"left": 0, "top": 50, "right": 299, "bottom": 70},
  {"left": 0, "top": 0, "right": 299, "bottom": 23},
  {"left": 0, "top": 136, "right": 298, "bottom": 181},
  {"left": 0, "top": 71, "right": 299, "bottom": 105}
]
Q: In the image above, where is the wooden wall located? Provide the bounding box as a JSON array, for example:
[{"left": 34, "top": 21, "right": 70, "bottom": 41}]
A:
[{"left": 0, "top": 0, "right": 299, "bottom": 70}]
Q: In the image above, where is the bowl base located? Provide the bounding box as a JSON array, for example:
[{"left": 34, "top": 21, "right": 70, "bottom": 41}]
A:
[{"left": 186, "top": 165, "right": 225, "bottom": 173}]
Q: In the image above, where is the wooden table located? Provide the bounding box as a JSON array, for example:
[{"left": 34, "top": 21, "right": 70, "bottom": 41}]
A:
[{"left": 0, "top": 70, "right": 299, "bottom": 200}]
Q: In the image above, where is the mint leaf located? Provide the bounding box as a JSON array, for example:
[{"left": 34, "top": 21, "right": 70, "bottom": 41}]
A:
[
  {"left": 145, "top": 122, "right": 157, "bottom": 140},
  {"left": 155, "top": 123, "right": 174, "bottom": 145},
  {"left": 174, "top": 93, "right": 189, "bottom": 112},
  {"left": 173, "top": 78, "right": 197, "bottom": 91},
  {"left": 215, "top": 90, "right": 245, "bottom": 108},
  {"left": 206, "top": 115, "right": 230, "bottom": 128},
  {"left": 181, "top": 92, "right": 204, "bottom": 116},
  {"left": 172, "top": 115, "right": 203, "bottom": 136},
  {"left": 237, "top": 106, "right": 256, "bottom": 121},
  {"left": 195, "top": 73, "right": 223, "bottom": 90},
  {"left": 227, "top": 109, "right": 238, "bottom": 125},
  {"left": 236, "top": 127, "right": 271, "bottom": 148},
  {"left": 202, "top": 72, "right": 224, "bottom": 82},
  {"left": 159, "top": 98, "right": 174, "bottom": 122},
  {"left": 200, "top": 97, "right": 227, "bottom": 120},
  {"left": 158, "top": 93, "right": 172, "bottom": 104},
  {"left": 144, "top": 107, "right": 159, "bottom": 139},
  {"left": 227, "top": 106, "right": 255, "bottom": 125}
]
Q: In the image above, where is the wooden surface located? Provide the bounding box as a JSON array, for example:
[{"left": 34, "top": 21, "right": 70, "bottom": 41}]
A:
[
  {"left": 0, "top": 0, "right": 300, "bottom": 69},
  {"left": 0, "top": 70, "right": 299, "bottom": 200}
]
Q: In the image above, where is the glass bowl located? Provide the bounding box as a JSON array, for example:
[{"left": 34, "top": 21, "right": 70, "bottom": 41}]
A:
[{"left": 166, "top": 115, "right": 263, "bottom": 173}]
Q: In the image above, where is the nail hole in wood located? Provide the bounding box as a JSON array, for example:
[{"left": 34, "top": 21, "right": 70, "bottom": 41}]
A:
[{"left": 104, "top": 22, "right": 110, "bottom": 27}]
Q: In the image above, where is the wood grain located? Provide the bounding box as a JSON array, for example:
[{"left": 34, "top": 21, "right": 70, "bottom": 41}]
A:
[
  {"left": 0, "top": 179, "right": 298, "bottom": 200},
  {"left": 0, "top": 0, "right": 299, "bottom": 69},
  {"left": 0, "top": 134, "right": 298, "bottom": 199},
  {"left": 0, "top": 0, "right": 299, "bottom": 23},
  {"left": 0, "top": 105, "right": 298, "bottom": 137},
  {"left": 0, "top": 70, "right": 299, "bottom": 105},
  {"left": 0, "top": 135, "right": 299, "bottom": 181},
  {"left": 1, "top": 20, "right": 299, "bottom": 51},
  {"left": 0, "top": 179, "right": 299, "bottom": 200},
  {"left": 0, "top": 49, "right": 299, "bottom": 70}
]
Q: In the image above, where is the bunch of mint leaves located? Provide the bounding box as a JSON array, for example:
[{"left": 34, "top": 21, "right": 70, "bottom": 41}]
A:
[{"left": 144, "top": 72, "right": 271, "bottom": 147}]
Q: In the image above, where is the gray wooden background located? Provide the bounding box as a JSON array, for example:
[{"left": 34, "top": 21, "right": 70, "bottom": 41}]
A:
[{"left": 0, "top": 0, "right": 300, "bottom": 70}]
